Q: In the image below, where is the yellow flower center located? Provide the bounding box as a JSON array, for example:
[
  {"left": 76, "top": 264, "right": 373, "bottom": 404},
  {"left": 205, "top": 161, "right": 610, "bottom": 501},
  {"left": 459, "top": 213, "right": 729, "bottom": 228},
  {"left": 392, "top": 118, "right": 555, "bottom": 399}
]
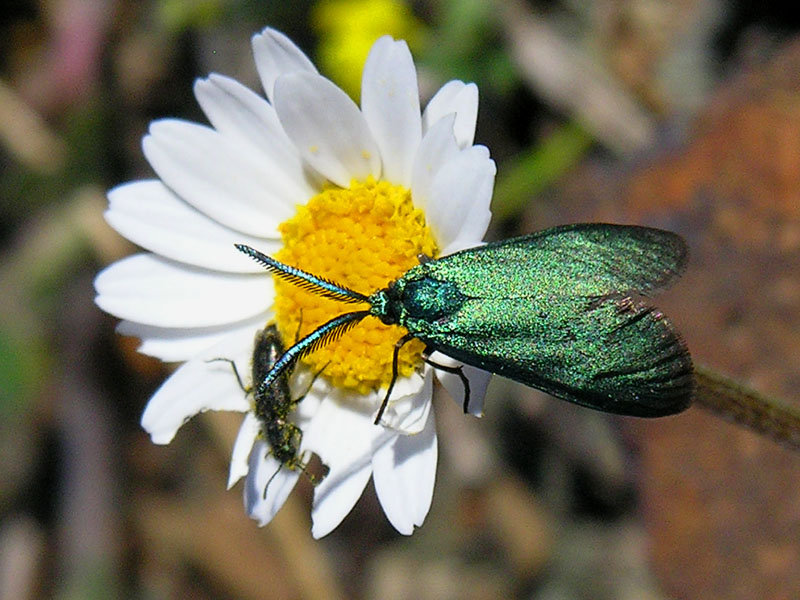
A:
[{"left": 273, "top": 178, "right": 437, "bottom": 395}]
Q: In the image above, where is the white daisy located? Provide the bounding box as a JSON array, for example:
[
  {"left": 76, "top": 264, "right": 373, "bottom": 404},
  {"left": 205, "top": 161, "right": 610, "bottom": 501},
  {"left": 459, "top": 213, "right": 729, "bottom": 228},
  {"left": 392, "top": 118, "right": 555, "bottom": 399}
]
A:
[{"left": 94, "top": 28, "right": 495, "bottom": 538}]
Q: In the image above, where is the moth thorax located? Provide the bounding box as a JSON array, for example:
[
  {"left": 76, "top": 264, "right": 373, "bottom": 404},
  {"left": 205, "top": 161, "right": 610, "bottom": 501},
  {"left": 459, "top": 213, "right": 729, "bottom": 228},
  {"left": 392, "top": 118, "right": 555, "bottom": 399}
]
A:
[{"left": 402, "top": 278, "right": 466, "bottom": 321}]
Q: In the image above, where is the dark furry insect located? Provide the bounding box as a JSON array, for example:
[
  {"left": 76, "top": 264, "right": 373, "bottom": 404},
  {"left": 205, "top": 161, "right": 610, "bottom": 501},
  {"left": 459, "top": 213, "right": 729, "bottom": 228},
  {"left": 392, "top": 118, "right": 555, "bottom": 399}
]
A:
[{"left": 210, "top": 324, "right": 325, "bottom": 494}]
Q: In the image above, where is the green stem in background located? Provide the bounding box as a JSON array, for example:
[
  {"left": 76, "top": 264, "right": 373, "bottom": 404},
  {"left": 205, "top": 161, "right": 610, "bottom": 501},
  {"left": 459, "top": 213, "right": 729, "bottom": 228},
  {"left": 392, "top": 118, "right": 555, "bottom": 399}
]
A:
[
  {"left": 694, "top": 366, "right": 800, "bottom": 451},
  {"left": 0, "top": 188, "right": 114, "bottom": 424},
  {"left": 491, "top": 121, "right": 593, "bottom": 222}
]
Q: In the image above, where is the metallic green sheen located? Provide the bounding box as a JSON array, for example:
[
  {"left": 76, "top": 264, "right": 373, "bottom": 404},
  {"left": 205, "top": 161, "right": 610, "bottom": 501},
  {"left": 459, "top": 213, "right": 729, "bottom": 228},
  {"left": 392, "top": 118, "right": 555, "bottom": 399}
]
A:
[{"left": 372, "top": 223, "right": 693, "bottom": 416}]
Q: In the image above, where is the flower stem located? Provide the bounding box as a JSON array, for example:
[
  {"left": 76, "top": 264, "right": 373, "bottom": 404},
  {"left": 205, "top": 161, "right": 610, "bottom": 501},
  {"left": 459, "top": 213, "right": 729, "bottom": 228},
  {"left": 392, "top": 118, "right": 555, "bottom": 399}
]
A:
[{"left": 694, "top": 366, "right": 800, "bottom": 451}]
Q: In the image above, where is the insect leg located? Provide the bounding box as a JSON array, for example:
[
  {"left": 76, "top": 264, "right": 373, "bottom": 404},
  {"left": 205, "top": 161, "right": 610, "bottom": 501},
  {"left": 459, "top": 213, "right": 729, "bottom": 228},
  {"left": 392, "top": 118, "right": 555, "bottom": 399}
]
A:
[
  {"left": 294, "top": 361, "right": 330, "bottom": 405},
  {"left": 374, "top": 332, "right": 416, "bottom": 425},
  {"left": 288, "top": 308, "right": 330, "bottom": 403},
  {"left": 263, "top": 463, "right": 283, "bottom": 499},
  {"left": 206, "top": 358, "right": 247, "bottom": 392},
  {"left": 293, "top": 443, "right": 325, "bottom": 486},
  {"left": 423, "top": 355, "right": 472, "bottom": 414},
  {"left": 293, "top": 309, "right": 304, "bottom": 343},
  {"left": 293, "top": 455, "right": 326, "bottom": 487},
  {"left": 262, "top": 426, "right": 326, "bottom": 499}
]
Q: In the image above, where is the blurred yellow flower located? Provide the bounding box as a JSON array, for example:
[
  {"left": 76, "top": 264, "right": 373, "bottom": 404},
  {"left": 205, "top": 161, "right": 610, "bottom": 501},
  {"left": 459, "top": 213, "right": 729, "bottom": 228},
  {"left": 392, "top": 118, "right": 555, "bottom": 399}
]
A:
[
  {"left": 313, "top": 0, "right": 427, "bottom": 99},
  {"left": 157, "top": 0, "right": 224, "bottom": 31}
]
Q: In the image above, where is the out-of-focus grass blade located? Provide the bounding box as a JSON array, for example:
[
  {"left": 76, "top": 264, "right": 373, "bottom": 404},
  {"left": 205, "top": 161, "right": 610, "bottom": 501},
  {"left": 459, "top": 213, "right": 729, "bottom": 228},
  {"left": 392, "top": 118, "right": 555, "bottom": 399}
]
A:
[
  {"left": 0, "top": 326, "right": 45, "bottom": 422},
  {"left": 492, "top": 121, "right": 593, "bottom": 222}
]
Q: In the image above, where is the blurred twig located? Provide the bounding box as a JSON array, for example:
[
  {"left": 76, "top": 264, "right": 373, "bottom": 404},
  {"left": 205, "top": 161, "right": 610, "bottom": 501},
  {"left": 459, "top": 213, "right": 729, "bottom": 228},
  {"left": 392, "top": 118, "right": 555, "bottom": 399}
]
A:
[
  {"left": 492, "top": 121, "right": 593, "bottom": 221},
  {"left": 695, "top": 366, "right": 800, "bottom": 452},
  {"left": 0, "top": 186, "right": 119, "bottom": 335},
  {"left": 136, "top": 491, "right": 296, "bottom": 600},
  {"left": 205, "top": 413, "right": 346, "bottom": 600},
  {"left": 496, "top": 0, "right": 656, "bottom": 154},
  {"left": 0, "top": 516, "right": 45, "bottom": 600},
  {"left": 0, "top": 186, "right": 116, "bottom": 422},
  {"left": 53, "top": 274, "right": 122, "bottom": 600},
  {"left": 0, "top": 79, "right": 67, "bottom": 174}
]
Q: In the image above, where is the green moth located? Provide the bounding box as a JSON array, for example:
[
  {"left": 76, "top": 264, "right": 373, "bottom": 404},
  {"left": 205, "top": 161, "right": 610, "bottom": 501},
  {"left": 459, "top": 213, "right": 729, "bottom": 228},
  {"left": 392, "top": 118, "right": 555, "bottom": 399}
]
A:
[{"left": 237, "top": 223, "right": 694, "bottom": 422}]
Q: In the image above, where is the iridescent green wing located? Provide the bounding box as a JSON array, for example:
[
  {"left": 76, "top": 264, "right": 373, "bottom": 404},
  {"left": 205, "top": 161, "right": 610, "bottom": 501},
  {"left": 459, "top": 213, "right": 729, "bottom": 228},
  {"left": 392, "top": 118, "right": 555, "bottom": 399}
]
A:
[
  {"left": 408, "top": 224, "right": 693, "bottom": 416},
  {"left": 428, "top": 223, "right": 688, "bottom": 298}
]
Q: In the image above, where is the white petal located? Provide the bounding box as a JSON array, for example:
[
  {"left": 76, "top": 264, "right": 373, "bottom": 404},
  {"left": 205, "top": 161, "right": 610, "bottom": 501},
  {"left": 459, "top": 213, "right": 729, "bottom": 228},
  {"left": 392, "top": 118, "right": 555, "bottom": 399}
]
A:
[
  {"left": 143, "top": 119, "right": 299, "bottom": 237},
  {"left": 378, "top": 368, "right": 433, "bottom": 434},
  {"left": 428, "top": 351, "right": 491, "bottom": 417},
  {"left": 94, "top": 253, "right": 273, "bottom": 328},
  {"left": 425, "top": 146, "right": 495, "bottom": 250},
  {"left": 245, "top": 439, "right": 302, "bottom": 526},
  {"left": 117, "top": 313, "right": 269, "bottom": 362},
  {"left": 372, "top": 405, "right": 437, "bottom": 534},
  {"left": 442, "top": 193, "right": 493, "bottom": 254},
  {"left": 312, "top": 464, "right": 372, "bottom": 538},
  {"left": 274, "top": 72, "right": 381, "bottom": 187},
  {"left": 193, "top": 75, "right": 318, "bottom": 199},
  {"left": 422, "top": 81, "right": 479, "bottom": 148},
  {"left": 251, "top": 27, "right": 318, "bottom": 102},
  {"left": 140, "top": 326, "right": 255, "bottom": 444},
  {"left": 330, "top": 369, "right": 426, "bottom": 431},
  {"left": 304, "top": 396, "right": 392, "bottom": 538},
  {"left": 410, "top": 115, "right": 459, "bottom": 215},
  {"left": 105, "top": 180, "right": 281, "bottom": 272},
  {"left": 229, "top": 412, "right": 260, "bottom": 488},
  {"left": 439, "top": 237, "right": 485, "bottom": 257},
  {"left": 360, "top": 36, "right": 421, "bottom": 186}
]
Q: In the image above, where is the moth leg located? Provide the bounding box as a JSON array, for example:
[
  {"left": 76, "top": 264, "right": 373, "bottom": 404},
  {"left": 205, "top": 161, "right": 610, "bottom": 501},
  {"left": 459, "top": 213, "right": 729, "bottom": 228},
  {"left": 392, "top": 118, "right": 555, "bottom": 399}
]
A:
[
  {"left": 423, "top": 354, "right": 471, "bottom": 414},
  {"left": 206, "top": 357, "right": 247, "bottom": 392},
  {"left": 374, "top": 333, "right": 416, "bottom": 425}
]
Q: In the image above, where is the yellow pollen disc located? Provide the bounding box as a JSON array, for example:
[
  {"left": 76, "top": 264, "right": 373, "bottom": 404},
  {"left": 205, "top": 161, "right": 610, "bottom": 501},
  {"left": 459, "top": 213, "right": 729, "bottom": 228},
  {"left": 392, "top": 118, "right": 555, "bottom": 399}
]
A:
[{"left": 273, "top": 178, "right": 438, "bottom": 395}]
